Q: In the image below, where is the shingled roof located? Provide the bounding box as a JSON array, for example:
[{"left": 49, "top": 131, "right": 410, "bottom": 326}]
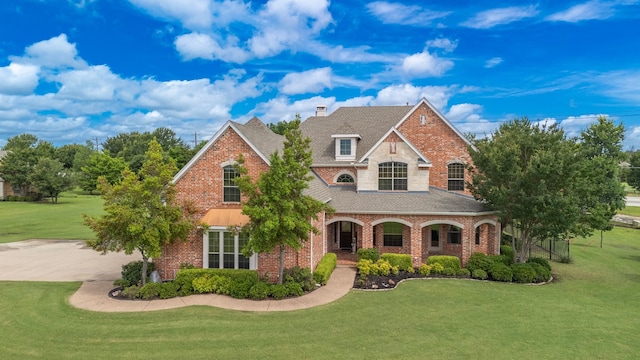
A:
[
  {"left": 232, "top": 117, "right": 284, "bottom": 159},
  {"left": 300, "top": 106, "right": 413, "bottom": 165}
]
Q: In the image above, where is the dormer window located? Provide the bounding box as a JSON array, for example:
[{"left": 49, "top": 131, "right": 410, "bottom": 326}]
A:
[{"left": 332, "top": 134, "right": 361, "bottom": 161}]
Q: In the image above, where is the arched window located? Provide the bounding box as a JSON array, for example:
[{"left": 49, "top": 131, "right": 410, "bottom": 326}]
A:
[
  {"left": 223, "top": 165, "right": 240, "bottom": 202},
  {"left": 336, "top": 173, "right": 354, "bottom": 184},
  {"left": 378, "top": 162, "right": 407, "bottom": 191},
  {"left": 448, "top": 163, "right": 465, "bottom": 191}
]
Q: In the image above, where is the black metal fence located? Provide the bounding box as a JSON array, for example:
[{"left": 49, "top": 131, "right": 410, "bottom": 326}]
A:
[{"left": 529, "top": 238, "right": 570, "bottom": 262}]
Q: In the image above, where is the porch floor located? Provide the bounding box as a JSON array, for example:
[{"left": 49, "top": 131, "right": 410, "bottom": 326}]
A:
[{"left": 335, "top": 249, "right": 357, "bottom": 266}]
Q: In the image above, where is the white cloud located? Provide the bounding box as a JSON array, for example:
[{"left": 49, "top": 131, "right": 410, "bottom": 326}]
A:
[
  {"left": 546, "top": 1, "right": 615, "bottom": 22},
  {"left": 373, "top": 84, "right": 456, "bottom": 109},
  {"left": 279, "top": 67, "right": 333, "bottom": 95},
  {"left": 595, "top": 70, "right": 640, "bottom": 102},
  {"left": 248, "top": 0, "right": 333, "bottom": 58},
  {"left": 55, "top": 65, "right": 125, "bottom": 101},
  {"left": 304, "top": 42, "right": 398, "bottom": 63},
  {"left": 128, "top": 0, "right": 214, "bottom": 29},
  {"left": 0, "top": 63, "right": 40, "bottom": 95},
  {"left": 485, "top": 57, "right": 503, "bottom": 68},
  {"left": 461, "top": 5, "right": 539, "bottom": 29},
  {"left": 401, "top": 50, "right": 454, "bottom": 78},
  {"left": 10, "top": 34, "right": 87, "bottom": 69},
  {"left": 174, "top": 32, "right": 251, "bottom": 63},
  {"left": 446, "top": 103, "right": 483, "bottom": 122},
  {"left": 366, "top": 1, "right": 450, "bottom": 26},
  {"left": 426, "top": 38, "right": 458, "bottom": 53}
]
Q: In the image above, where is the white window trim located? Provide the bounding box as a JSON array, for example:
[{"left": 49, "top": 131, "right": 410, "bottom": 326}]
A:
[
  {"left": 202, "top": 228, "right": 257, "bottom": 270},
  {"left": 332, "top": 134, "right": 360, "bottom": 161}
]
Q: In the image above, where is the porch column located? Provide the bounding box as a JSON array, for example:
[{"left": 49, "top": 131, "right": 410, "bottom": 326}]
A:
[
  {"left": 361, "top": 221, "right": 374, "bottom": 249},
  {"left": 410, "top": 223, "right": 422, "bottom": 268}
]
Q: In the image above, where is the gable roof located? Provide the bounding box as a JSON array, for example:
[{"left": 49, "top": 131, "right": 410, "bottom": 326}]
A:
[
  {"left": 359, "top": 127, "right": 432, "bottom": 166},
  {"left": 173, "top": 118, "right": 284, "bottom": 183},
  {"left": 300, "top": 105, "right": 412, "bottom": 165},
  {"left": 396, "top": 97, "right": 476, "bottom": 151}
]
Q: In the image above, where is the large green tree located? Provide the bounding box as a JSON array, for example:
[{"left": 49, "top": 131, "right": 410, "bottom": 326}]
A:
[
  {"left": 628, "top": 150, "right": 640, "bottom": 193},
  {"left": 468, "top": 119, "right": 585, "bottom": 262},
  {"left": 0, "top": 134, "right": 54, "bottom": 197},
  {"left": 28, "top": 158, "right": 73, "bottom": 203},
  {"left": 84, "top": 139, "right": 197, "bottom": 286},
  {"left": 575, "top": 116, "right": 626, "bottom": 239},
  {"left": 78, "top": 152, "right": 127, "bottom": 194},
  {"left": 234, "top": 116, "right": 333, "bottom": 284}
]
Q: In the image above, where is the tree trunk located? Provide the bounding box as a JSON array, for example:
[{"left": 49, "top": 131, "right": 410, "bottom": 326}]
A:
[
  {"left": 278, "top": 245, "right": 285, "bottom": 285},
  {"left": 141, "top": 253, "right": 148, "bottom": 287}
]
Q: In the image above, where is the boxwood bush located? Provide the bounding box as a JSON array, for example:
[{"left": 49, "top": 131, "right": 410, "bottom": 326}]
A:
[
  {"left": 120, "top": 261, "right": 156, "bottom": 287},
  {"left": 489, "top": 262, "right": 513, "bottom": 282},
  {"left": 426, "top": 255, "right": 461, "bottom": 271},
  {"left": 527, "top": 256, "right": 552, "bottom": 271},
  {"left": 472, "top": 269, "right": 488, "bottom": 280},
  {"left": 528, "top": 262, "right": 552, "bottom": 283},
  {"left": 283, "top": 267, "right": 315, "bottom": 292},
  {"left": 500, "top": 245, "right": 515, "bottom": 264},
  {"left": 380, "top": 253, "right": 413, "bottom": 272},
  {"left": 357, "top": 248, "right": 379, "bottom": 262},
  {"left": 313, "top": 252, "right": 337, "bottom": 285},
  {"left": 248, "top": 282, "right": 270, "bottom": 300},
  {"left": 511, "top": 263, "right": 537, "bottom": 283},
  {"left": 465, "top": 252, "right": 494, "bottom": 273},
  {"left": 174, "top": 268, "right": 259, "bottom": 296}
]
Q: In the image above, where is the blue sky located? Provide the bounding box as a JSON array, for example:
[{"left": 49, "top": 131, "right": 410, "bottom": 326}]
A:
[{"left": 1, "top": 0, "right": 639, "bottom": 149}]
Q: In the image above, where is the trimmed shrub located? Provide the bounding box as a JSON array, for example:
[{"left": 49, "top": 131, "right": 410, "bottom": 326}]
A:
[
  {"left": 472, "top": 269, "right": 488, "bottom": 280},
  {"left": 270, "top": 284, "right": 288, "bottom": 300},
  {"left": 527, "top": 257, "right": 552, "bottom": 271},
  {"left": 248, "top": 282, "right": 270, "bottom": 300},
  {"left": 466, "top": 252, "right": 494, "bottom": 273},
  {"left": 174, "top": 268, "right": 259, "bottom": 296},
  {"left": 418, "top": 264, "right": 432, "bottom": 276},
  {"left": 442, "top": 267, "right": 457, "bottom": 276},
  {"left": 426, "top": 255, "right": 461, "bottom": 271},
  {"left": 430, "top": 262, "right": 445, "bottom": 275},
  {"left": 139, "top": 282, "right": 162, "bottom": 300},
  {"left": 357, "top": 259, "right": 373, "bottom": 278},
  {"left": 500, "top": 245, "right": 515, "bottom": 264},
  {"left": 380, "top": 253, "right": 413, "bottom": 272},
  {"left": 489, "top": 262, "right": 513, "bottom": 282},
  {"left": 121, "top": 261, "right": 156, "bottom": 287},
  {"left": 313, "top": 253, "right": 337, "bottom": 285},
  {"left": 456, "top": 268, "right": 471, "bottom": 277},
  {"left": 529, "top": 263, "right": 551, "bottom": 283},
  {"left": 283, "top": 267, "right": 315, "bottom": 292},
  {"left": 122, "top": 285, "right": 141, "bottom": 299},
  {"left": 285, "top": 281, "right": 304, "bottom": 297},
  {"left": 159, "top": 282, "right": 179, "bottom": 299},
  {"left": 488, "top": 254, "right": 511, "bottom": 267},
  {"left": 357, "top": 248, "right": 379, "bottom": 262},
  {"left": 511, "top": 263, "right": 537, "bottom": 283}
]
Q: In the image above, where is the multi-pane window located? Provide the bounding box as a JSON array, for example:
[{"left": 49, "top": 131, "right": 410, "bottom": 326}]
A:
[
  {"left": 383, "top": 222, "right": 403, "bottom": 247},
  {"left": 340, "top": 139, "right": 352, "bottom": 156},
  {"left": 336, "top": 174, "right": 354, "bottom": 183},
  {"left": 475, "top": 227, "right": 481, "bottom": 245},
  {"left": 223, "top": 165, "right": 240, "bottom": 202},
  {"left": 378, "top": 162, "right": 408, "bottom": 191},
  {"left": 208, "top": 231, "right": 251, "bottom": 270},
  {"left": 448, "top": 163, "right": 465, "bottom": 191},
  {"left": 448, "top": 226, "right": 462, "bottom": 244}
]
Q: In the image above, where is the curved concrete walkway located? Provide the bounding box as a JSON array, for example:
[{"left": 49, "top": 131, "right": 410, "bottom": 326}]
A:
[{"left": 69, "top": 265, "right": 356, "bottom": 312}]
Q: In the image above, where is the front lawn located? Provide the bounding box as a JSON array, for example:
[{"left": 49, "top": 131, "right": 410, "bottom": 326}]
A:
[
  {"left": 0, "top": 193, "right": 102, "bottom": 243},
  {"left": 1, "top": 226, "right": 639, "bottom": 359}
]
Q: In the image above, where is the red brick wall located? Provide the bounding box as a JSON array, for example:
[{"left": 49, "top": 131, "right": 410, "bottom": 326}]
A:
[
  {"left": 313, "top": 166, "right": 357, "bottom": 186},
  {"left": 397, "top": 102, "right": 473, "bottom": 195}
]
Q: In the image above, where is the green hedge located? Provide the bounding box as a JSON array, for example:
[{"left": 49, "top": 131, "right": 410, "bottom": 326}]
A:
[
  {"left": 511, "top": 263, "right": 536, "bottom": 283},
  {"left": 489, "top": 262, "right": 513, "bottom": 282},
  {"left": 527, "top": 257, "right": 552, "bottom": 271},
  {"left": 174, "top": 268, "right": 259, "bottom": 297},
  {"left": 500, "top": 245, "right": 515, "bottom": 264},
  {"left": 313, "top": 253, "right": 337, "bottom": 285},
  {"left": 357, "top": 248, "right": 379, "bottom": 262},
  {"left": 426, "top": 255, "right": 461, "bottom": 271},
  {"left": 380, "top": 253, "right": 413, "bottom": 272},
  {"left": 465, "top": 252, "right": 494, "bottom": 273}
]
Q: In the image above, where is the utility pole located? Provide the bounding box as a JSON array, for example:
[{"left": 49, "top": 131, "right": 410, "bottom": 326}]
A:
[{"left": 193, "top": 132, "right": 198, "bottom": 149}]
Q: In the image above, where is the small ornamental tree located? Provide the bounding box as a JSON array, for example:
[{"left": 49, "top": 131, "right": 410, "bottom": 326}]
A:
[
  {"left": 28, "top": 158, "right": 73, "bottom": 203},
  {"left": 83, "top": 139, "right": 198, "bottom": 286},
  {"left": 234, "top": 116, "right": 334, "bottom": 284}
]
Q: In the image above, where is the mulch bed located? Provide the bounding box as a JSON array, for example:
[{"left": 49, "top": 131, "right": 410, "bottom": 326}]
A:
[{"left": 353, "top": 272, "right": 468, "bottom": 290}]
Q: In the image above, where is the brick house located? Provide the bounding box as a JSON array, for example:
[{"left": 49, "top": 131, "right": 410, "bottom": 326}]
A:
[{"left": 156, "top": 98, "right": 500, "bottom": 281}]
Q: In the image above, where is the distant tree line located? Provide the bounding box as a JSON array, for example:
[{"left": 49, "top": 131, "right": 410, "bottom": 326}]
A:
[{"left": 0, "top": 128, "right": 206, "bottom": 202}]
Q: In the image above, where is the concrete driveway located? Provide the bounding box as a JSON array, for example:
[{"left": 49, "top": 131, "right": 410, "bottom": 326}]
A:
[
  {"left": 627, "top": 196, "right": 640, "bottom": 207},
  {"left": 0, "top": 240, "right": 139, "bottom": 281}
]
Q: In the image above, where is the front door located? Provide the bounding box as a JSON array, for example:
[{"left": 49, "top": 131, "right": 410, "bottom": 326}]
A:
[{"left": 340, "top": 221, "right": 352, "bottom": 249}]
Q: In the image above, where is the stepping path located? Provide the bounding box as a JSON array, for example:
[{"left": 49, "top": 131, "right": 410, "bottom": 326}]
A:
[{"left": 69, "top": 265, "right": 356, "bottom": 312}]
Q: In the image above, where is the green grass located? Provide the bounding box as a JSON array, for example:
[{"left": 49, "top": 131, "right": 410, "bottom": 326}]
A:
[
  {"left": 1, "top": 226, "right": 639, "bottom": 359},
  {"left": 0, "top": 193, "right": 103, "bottom": 243},
  {"left": 619, "top": 206, "right": 640, "bottom": 217}
]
